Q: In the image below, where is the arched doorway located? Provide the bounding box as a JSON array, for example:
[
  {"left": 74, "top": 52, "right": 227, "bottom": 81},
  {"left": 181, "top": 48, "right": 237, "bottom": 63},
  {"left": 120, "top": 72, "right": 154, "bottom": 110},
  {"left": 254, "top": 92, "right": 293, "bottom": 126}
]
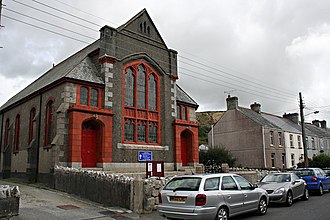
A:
[
  {"left": 81, "top": 120, "right": 101, "bottom": 168},
  {"left": 180, "top": 130, "right": 193, "bottom": 166}
]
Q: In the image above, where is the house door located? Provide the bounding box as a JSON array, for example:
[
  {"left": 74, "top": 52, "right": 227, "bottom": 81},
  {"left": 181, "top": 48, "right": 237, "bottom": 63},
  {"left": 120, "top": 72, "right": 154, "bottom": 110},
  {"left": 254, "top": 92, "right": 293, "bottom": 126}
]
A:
[
  {"left": 81, "top": 121, "right": 97, "bottom": 168},
  {"left": 181, "top": 130, "right": 192, "bottom": 166}
]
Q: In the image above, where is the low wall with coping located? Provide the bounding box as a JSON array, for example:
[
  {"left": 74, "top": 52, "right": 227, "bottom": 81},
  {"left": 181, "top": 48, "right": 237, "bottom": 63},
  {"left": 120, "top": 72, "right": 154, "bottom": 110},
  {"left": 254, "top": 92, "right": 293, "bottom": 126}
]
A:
[{"left": 0, "top": 185, "right": 20, "bottom": 218}]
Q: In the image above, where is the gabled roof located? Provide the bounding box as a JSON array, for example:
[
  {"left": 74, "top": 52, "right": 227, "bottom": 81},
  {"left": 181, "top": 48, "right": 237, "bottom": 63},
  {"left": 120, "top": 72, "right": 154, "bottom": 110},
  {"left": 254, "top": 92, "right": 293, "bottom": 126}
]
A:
[
  {"left": 262, "top": 113, "right": 301, "bottom": 133},
  {"left": 0, "top": 40, "right": 101, "bottom": 111},
  {"left": 117, "top": 9, "right": 167, "bottom": 47},
  {"left": 176, "top": 84, "right": 198, "bottom": 108},
  {"left": 238, "top": 107, "right": 280, "bottom": 129},
  {"left": 305, "top": 123, "right": 330, "bottom": 138}
]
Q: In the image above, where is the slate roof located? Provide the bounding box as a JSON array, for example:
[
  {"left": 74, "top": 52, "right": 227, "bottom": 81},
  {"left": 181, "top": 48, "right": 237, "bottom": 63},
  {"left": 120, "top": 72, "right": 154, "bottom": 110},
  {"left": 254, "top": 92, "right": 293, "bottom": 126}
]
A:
[
  {"left": 0, "top": 41, "right": 101, "bottom": 111},
  {"left": 262, "top": 113, "right": 301, "bottom": 133},
  {"left": 304, "top": 123, "right": 330, "bottom": 137},
  {"left": 238, "top": 107, "right": 280, "bottom": 129},
  {"left": 176, "top": 85, "right": 198, "bottom": 107}
]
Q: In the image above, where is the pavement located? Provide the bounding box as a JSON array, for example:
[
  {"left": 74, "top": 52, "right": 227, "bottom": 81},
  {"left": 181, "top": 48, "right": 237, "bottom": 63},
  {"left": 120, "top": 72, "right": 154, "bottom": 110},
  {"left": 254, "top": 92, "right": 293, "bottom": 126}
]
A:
[{"left": 0, "top": 179, "right": 163, "bottom": 220}]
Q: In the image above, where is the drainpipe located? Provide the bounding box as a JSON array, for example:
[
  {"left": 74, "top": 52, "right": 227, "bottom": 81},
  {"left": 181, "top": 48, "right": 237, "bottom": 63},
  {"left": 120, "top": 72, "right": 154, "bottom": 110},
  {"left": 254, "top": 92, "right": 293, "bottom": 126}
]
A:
[
  {"left": 36, "top": 93, "right": 42, "bottom": 182},
  {"left": 262, "top": 127, "right": 266, "bottom": 168},
  {"left": 0, "top": 112, "right": 4, "bottom": 169}
]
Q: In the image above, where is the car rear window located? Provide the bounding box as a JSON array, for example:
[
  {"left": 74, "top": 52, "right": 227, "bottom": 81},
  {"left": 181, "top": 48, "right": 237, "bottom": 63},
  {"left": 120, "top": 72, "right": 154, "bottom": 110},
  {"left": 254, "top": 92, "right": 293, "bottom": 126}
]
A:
[
  {"left": 294, "top": 170, "right": 314, "bottom": 177},
  {"left": 164, "top": 177, "right": 202, "bottom": 191}
]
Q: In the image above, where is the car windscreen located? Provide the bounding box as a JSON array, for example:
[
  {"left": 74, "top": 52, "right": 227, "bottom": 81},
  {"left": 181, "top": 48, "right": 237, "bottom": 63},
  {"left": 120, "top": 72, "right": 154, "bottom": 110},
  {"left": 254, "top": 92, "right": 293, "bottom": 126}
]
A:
[
  {"left": 293, "top": 170, "right": 314, "bottom": 177},
  {"left": 164, "top": 177, "right": 202, "bottom": 191},
  {"left": 261, "top": 174, "right": 291, "bottom": 183}
]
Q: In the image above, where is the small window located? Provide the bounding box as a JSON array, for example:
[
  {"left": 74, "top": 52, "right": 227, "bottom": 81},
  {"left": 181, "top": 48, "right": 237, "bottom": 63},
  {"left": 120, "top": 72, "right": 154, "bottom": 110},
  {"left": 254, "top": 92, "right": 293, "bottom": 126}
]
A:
[
  {"left": 271, "top": 153, "right": 275, "bottom": 168},
  {"left": 298, "top": 136, "right": 302, "bottom": 148},
  {"left": 29, "top": 108, "right": 36, "bottom": 144},
  {"left": 291, "top": 153, "right": 295, "bottom": 167},
  {"left": 278, "top": 132, "right": 282, "bottom": 146},
  {"left": 290, "top": 134, "right": 294, "bottom": 148},
  {"left": 80, "top": 87, "right": 88, "bottom": 105},
  {"left": 90, "top": 88, "right": 98, "bottom": 107},
  {"left": 270, "top": 131, "right": 274, "bottom": 145},
  {"left": 221, "top": 176, "right": 238, "bottom": 190},
  {"left": 124, "top": 119, "right": 134, "bottom": 142},
  {"left": 13, "top": 115, "right": 20, "bottom": 152},
  {"left": 4, "top": 119, "right": 10, "bottom": 146},
  {"left": 148, "top": 123, "right": 157, "bottom": 143},
  {"left": 137, "top": 121, "right": 146, "bottom": 142},
  {"left": 45, "top": 100, "right": 54, "bottom": 146}
]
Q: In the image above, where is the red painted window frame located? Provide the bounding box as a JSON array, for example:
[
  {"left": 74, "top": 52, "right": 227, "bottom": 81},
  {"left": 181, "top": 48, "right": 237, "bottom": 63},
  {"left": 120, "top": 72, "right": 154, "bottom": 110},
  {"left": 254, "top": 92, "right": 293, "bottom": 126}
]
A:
[
  {"left": 29, "top": 108, "right": 36, "bottom": 144},
  {"left": 77, "top": 85, "right": 102, "bottom": 108},
  {"left": 4, "top": 119, "right": 9, "bottom": 147},
  {"left": 13, "top": 114, "right": 20, "bottom": 153},
  {"left": 177, "top": 104, "right": 189, "bottom": 121},
  {"left": 122, "top": 60, "right": 161, "bottom": 145},
  {"left": 45, "top": 99, "right": 54, "bottom": 147}
]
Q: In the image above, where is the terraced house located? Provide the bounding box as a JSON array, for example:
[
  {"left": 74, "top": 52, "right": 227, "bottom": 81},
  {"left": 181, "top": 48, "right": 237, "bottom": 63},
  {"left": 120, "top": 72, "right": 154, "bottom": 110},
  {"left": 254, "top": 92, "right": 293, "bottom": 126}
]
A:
[{"left": 0, "top": 9, "right": 199, "bottom": 184}]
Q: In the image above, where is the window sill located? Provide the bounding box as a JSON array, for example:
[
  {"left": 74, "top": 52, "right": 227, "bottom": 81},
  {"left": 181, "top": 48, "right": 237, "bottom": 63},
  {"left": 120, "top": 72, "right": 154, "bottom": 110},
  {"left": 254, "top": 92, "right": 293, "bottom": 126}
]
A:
[{"left": 118, "top": 143, "right": 169, "bottom": 151}]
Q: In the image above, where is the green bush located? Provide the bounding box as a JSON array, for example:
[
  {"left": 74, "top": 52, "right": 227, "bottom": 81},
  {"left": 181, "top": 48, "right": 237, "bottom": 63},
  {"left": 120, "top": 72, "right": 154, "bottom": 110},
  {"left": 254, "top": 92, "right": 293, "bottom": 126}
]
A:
[
  {"left": 199, "top": 146, "right": 236, "bottom": 167},
  {"left": 309, "top": 154, "right": 330, "bottom": 168}
]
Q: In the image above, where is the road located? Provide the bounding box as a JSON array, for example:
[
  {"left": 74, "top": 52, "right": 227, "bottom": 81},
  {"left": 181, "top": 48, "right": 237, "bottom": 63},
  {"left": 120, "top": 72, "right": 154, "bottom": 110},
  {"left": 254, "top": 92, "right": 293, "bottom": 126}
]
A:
[{"left": 232, "top": 192, "right": 330, "bottom": 220}]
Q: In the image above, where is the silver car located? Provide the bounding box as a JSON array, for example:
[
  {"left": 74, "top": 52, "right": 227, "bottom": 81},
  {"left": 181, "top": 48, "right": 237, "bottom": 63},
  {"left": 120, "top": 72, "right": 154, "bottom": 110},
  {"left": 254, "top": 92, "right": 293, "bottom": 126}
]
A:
[
  {"left": 158, "top": 173, "right": 269, "bottom": 220},
  {"left": 258, "top": 172, "right": 309, "bottom": 206}
]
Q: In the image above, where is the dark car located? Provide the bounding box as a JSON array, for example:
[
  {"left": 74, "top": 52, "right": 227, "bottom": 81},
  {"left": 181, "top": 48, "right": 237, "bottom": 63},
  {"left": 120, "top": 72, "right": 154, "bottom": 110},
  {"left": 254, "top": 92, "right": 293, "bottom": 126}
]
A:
[
  {"left": 258, "top": 172, "right": 308, "bottom": 206},
  {"left": 293, "top": 168, "right": 330, "bottom": 195}
]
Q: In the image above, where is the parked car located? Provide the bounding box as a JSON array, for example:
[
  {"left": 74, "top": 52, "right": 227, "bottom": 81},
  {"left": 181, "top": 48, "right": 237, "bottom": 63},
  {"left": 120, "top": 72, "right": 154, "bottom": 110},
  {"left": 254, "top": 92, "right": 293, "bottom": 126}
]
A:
[
  {"left": 293, "top": 168, "right": 330, "bottom": 195},
  {"left": 258, "top": 172, "right": 308, "bottom": 206},
  {"left": 158, "top": 173, "right": 269, "bottom": 220},
  {"left": 322, "top": 168, "right": 330, "bottom": 176}
]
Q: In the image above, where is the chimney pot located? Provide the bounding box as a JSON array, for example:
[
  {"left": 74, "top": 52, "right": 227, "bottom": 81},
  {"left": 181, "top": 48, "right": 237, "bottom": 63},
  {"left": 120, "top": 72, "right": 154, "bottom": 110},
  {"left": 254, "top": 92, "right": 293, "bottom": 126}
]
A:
[
  {"left": 226, "top": 96, "right": 238, "bottom": 110},
  {"left": 312, "top": 120, "right": 320, "bottom": 127},
  {"left": 250, "top": 102, "right": 261, "bottom": 114},
  {"left": 320, "top": 120, "right": 327, "bottom": 129}
]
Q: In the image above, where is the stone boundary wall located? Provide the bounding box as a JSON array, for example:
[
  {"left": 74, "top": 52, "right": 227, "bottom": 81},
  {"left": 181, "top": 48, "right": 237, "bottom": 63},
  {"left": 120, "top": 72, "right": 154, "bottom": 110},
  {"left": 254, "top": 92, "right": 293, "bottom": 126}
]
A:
[{"left": 0, "top": 185, "right": 20, "bottom": 218}]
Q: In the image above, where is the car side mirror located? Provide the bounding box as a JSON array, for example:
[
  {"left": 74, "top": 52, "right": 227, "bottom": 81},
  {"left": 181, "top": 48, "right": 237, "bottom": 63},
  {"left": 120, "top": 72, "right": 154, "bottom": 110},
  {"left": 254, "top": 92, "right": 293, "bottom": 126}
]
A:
[{"left": 251, "top": 184, "right": 258, "bottom": 189}]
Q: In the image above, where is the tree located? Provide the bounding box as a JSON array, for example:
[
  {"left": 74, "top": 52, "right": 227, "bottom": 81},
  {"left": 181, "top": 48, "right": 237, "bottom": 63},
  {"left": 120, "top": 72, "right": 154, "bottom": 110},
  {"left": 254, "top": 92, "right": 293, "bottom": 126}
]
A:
[
  {"left": 199, "top": 146, "right": 236, "bottom": 167},
  {"left": 309, "top": 154, "right": 330, "bottom": 168}
]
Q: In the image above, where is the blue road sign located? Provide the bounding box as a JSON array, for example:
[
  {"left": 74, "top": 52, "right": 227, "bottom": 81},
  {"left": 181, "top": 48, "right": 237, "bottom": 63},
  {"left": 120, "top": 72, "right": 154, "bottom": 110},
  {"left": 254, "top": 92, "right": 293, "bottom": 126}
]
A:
[{"left": 138, "top": 151, "right": 152, "bottom": 162}]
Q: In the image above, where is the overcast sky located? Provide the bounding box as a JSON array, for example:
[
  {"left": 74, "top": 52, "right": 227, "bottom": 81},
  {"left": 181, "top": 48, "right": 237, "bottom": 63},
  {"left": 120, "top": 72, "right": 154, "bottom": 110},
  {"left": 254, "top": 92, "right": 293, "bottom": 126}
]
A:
[{"left": 1, "top": 0, "right": 330, "bottom": 123}]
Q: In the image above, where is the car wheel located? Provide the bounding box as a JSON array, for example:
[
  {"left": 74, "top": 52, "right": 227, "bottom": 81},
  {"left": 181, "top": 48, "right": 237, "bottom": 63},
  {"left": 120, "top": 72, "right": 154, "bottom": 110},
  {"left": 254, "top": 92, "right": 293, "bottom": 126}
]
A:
[
  {"left": 286, "top": 191, "right": 293, "bottom": 206},
  {"left": 257, "top": 197, "right": 267, "bottom": 215},
  {"left": 302, "top": 187, "right": 309, "bottom": 200},
  {"left": 216, "top": 206, "right": 228, "bottom": 220},
  {"left": 319, "top": 185, "right": 324, "bottom": 196}
]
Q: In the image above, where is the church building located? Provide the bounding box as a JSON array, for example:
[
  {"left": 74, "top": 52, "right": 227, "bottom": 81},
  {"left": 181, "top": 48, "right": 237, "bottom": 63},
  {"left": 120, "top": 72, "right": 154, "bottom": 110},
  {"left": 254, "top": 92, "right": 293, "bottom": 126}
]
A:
[{"left": 0, "top": 9, "right": 199, "bottom": 183}]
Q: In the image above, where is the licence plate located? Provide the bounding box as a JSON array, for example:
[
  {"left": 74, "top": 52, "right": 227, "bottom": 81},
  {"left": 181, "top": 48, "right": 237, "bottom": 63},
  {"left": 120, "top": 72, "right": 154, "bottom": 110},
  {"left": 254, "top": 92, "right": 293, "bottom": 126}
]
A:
[{"left": 170, "top": 196, "right": 187, "bottom": 202}]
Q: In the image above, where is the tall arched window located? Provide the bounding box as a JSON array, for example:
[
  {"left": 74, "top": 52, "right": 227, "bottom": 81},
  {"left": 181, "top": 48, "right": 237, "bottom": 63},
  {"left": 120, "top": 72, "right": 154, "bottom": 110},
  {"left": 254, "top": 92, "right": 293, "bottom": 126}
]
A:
[
  {"left": 148, "top": 74, "right": 156, "bottom": 111},
  {"left": 45, "top": 100, "right": 54, "bottom": 146},
  {"left": 13, "top": 114, "right": 20, "bottom": 152},
  {"left": 80, "top": 87, "right": 88, "bottom": 105},
  {"left": 4, "top": 119, "right": 9, "bottom": 146},
  {"left": 137, "top": 65, "right": 146, "bottom": 109},
  {"left": 29, "top": 108, "right": 36, "bottom": 144},
  {"left": 123, "top": 61, "right": 160, "bottom": 144},
  {"left": 125, "top": 68, "right": 134, "bottom": 107}
]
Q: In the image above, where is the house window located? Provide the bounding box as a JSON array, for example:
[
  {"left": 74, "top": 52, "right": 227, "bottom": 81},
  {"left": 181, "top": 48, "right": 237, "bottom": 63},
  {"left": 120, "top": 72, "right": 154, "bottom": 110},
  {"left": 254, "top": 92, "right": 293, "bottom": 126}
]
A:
[
  {"left": 291, "top": 153, "right": 295, "bottom": 167},
  {"left": 282, "top": 153, "right": 286, "bottom": 169},
  {"left": 45, "top": 100, "right": 54, "bottom": 146},
  {"left": 278, "top": 132, "right": 282, "bottom": 146},
  {"left": 298, "top": 136, "right": 302, "bottom": 149},
  {"left": 270, "top": 131, "right": 274, "bottom": 145},
  {"left": 123, "top": 61, "right": 160, "bottom": 144},
  {"left": 4, "top": 119, "right": 9, "bottom": 146},
  {"left": 80, "top": 87, "right": 88, "bottom": 105},
  {"left": 290, "top": 134, "right": 294, "bottom": 148},
  {"left": 271, "top": 153, "right": 275, "bottom": 168},
  {"left": 90, "top": 89, "right": 98, "bottom": 107},
  {"left": 29, "top": 108, "right": 36, "bottom": 144},
  {"left": 312, "top": 138, "right": 315, "bottom": 150},
  {"left": 177, "top": 105, "right": 188, "bottom": 120},
  {"left": 13, "top": 115, "right": 20, "bottom": 152}
]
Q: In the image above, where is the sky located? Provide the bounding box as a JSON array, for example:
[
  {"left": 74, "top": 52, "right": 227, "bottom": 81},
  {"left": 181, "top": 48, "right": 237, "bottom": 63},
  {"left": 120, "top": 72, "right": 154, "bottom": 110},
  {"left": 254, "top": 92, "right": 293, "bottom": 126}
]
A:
[{"left": 1, "top": 0, "right": 330, "bottom": 124}]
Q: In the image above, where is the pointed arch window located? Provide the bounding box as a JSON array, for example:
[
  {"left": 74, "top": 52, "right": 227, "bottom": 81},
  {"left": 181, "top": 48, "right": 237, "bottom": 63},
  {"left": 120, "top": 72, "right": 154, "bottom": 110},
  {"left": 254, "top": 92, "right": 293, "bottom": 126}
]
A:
[
  {"left": 29, "top": 108, "right": 36, "bottom": 144},
  {"left": 45, "top": 100, "right": 54, "bottom": 146},
  {"left": 13, "top": 114, "right": 20, "bottom": 152},
  {"left": 123, "top": 61, "right": 160, "bottom": 144},
  {"left": 4, "top": 119, "right": 9, "bottom": 147},
  {"left": 80, "top": 87, "right": 88, "bottom": 105},
  {"left": 90, "top": 88, "right": 98, "bottom": 107}
]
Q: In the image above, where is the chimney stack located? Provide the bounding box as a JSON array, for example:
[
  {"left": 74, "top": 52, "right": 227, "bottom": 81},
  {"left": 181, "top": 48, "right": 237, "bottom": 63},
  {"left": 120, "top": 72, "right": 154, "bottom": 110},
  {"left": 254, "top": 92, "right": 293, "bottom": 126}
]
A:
[
  {"left": 283, "top": 113, "right": 299, "bottom": 124},
  {"left": 250, "top": 102, "right": 261, "bottom": 114},
  {"left": 312, "top": 120, "right": 320, "bottom": 127},
  {"left": 226, "top": 96, "right": 238, "bottom": 110},
  {"left": 320, "top": 120, "right": 327, "bottom": 129}
]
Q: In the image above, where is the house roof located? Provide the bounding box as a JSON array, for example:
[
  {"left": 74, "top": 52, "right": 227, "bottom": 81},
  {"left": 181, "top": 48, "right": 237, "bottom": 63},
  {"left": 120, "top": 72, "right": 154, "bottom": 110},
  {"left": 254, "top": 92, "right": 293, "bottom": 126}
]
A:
[
  {"left": 304, "top": 123, "right": 330, "bottom": 138},
  {"left": 262, "top": 113, "right": 301, "bottom": 133},
  {"left": 176, "top": 84, "right": 198, "bottom": 107},
  {"left": 0, "top": 40, "right": 101, "bottom": 111},
  {"left": 238, "top": 107, "right": 280, "bottom": 129}
]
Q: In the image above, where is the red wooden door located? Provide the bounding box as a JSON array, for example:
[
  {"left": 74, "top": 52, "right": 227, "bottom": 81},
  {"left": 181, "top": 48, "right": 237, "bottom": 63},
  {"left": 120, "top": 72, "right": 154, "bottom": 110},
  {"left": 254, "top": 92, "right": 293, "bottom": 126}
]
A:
[
  {"left": 82, "top": 128, "right": 97, "bottom": 168},
  {"left": 181, "top": 134, "right": 187, "bottom": 166}
]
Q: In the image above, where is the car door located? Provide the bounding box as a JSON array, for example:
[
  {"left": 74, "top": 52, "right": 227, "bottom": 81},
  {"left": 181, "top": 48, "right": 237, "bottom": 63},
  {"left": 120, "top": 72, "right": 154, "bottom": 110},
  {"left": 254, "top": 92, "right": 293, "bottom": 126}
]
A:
[
  {"left": 318, "top": 169, "right": 330, "bottom": 190},
  {"left": 221, "top": 176, "right": 244, "bottom": 215},
  {"left": 233, "top": 175, "right": 259, "bottom": 212},
  {"left": 291, "top": 173, "right": 305, "bottom": 198}
]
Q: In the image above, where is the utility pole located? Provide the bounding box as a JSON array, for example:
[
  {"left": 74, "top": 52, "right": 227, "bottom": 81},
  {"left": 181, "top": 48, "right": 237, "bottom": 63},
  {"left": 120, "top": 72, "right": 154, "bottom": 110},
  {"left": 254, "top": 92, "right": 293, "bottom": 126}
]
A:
[
  {"left": 0, "top": 0, "right": 4, "bottom": 49},
  {"left": 299, "top": 92, "right": 308, "bottom": 167}
]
